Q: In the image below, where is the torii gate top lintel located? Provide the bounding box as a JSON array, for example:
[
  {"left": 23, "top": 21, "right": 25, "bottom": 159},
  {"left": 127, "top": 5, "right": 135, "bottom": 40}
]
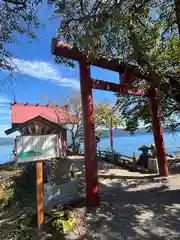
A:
[
  {"left": 52, "top": 38, "right": 146, "bottom": 96},
  {"left": 52, "top": 38, "right": 132, "bottom": 71}
]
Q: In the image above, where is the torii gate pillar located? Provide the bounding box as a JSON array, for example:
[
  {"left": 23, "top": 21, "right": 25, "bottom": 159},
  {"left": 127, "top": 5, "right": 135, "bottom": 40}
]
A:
[
  {"left": 149, "top": 88, "right": 168, "bottom": 177},
  {"left": 79, "top": 60, "right": 100, "bottom": 207}
]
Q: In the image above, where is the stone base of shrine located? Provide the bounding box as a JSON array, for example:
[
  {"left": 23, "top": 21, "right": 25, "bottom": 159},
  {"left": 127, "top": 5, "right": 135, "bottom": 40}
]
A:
[{"left": 43, "top": 180, "right": 79, "bottom": 213}]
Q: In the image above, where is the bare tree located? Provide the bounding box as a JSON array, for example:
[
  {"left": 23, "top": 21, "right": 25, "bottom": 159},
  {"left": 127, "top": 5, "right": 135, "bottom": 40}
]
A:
[
  {"left": 60, "top": 91, "right": 83, "bottom": 152},
  {"left": 41, "top": 92, "right": 123, "bottom": 152},
  {"left": 41, "top": 92, "right": 81, "bottom": 152}
]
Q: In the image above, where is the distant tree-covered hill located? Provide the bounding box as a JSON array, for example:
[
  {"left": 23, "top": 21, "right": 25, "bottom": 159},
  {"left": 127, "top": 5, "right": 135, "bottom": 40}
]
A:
[{"left": 97, "top": 127, "right": 180, "bottom": 139}]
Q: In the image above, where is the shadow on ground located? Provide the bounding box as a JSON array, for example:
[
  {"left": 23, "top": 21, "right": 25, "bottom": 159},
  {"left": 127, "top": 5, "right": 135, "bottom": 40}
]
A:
[
  {"left": 66, "top": 158, "right": 180, "bottom": 240},
  {"left": 1, "top": 158, "right": 180, "bottom": 239}
]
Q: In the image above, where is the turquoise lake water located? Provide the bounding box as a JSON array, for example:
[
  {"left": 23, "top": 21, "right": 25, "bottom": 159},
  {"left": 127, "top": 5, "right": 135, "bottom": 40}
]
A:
[
  {"left": 0, "top": 132, "right": 180, "bottom": 164},
  {"left": 0, "top": 144, "right": 14, "bottom": 164},
  {"left": 97, "top": 132, "right": 180, "bottom": 157}
]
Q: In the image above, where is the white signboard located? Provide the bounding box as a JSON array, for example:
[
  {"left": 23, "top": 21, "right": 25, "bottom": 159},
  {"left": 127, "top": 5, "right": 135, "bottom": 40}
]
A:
[{"left": 16, "top": 134, "right": 60, "bottom": 163}]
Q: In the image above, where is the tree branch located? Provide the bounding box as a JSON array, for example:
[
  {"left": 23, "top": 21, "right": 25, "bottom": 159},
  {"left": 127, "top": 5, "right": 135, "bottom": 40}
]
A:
[{"left": 4, "top": 0, "right": 26, "bottom": 10}]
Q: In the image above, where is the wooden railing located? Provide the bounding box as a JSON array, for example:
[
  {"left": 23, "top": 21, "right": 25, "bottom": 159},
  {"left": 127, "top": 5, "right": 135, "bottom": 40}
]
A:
[{"left": 78, "top": 148, "right": 133, "bottom": 163}]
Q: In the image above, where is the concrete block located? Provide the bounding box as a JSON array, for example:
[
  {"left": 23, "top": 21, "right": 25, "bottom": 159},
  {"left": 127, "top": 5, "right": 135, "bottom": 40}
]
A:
[
  {"left": 148, "top": 158, "right": 159, "bottom": 174},
  {"left": 44, "top": 180, "right": 79, "bottom": 213}
]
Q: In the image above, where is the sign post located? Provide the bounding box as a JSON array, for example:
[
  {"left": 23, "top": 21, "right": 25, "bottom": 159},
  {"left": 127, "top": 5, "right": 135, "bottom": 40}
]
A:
[
  {"left": 36, "top": 161, "right": 44, "bottom": 229},
  {"left": 15, "top": 134, "right": 61, "bottom": 229}
]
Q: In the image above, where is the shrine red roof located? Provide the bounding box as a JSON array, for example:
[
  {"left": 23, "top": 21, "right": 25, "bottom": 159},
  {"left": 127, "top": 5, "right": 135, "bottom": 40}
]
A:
[{"left": 11, "top": 103, "right": 76, "bottom": 125}]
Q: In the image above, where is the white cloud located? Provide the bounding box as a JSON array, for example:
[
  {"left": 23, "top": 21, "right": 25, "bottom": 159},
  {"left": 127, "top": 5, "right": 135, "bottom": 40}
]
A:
[{"left": 12, "top": 58, "right": 80, "bottom": 89}]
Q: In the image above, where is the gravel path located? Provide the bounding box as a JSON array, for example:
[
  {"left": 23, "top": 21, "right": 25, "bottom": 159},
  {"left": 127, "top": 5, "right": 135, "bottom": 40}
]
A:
[{"left": 65, "top": 157, "right": 180, "bottom": 240}]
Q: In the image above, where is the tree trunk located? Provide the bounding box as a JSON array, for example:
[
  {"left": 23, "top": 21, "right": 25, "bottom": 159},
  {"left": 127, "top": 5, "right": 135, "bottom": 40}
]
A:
[{"left": 72, "top": 132, "right": 76, "bottom": 153}]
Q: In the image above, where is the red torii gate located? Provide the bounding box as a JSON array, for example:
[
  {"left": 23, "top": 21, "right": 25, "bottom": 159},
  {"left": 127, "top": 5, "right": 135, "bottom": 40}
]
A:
[{"left": 51, "top": 38, "right": 168, "bottom": 207}]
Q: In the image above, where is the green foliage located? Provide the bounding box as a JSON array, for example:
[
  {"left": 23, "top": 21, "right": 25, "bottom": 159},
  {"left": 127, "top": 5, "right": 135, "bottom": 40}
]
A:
[
  {"left": 0, "top": 187, "right": 15, "bottom": 210},
  {"left": 94, "top": 100, "right": 122, "bottom": 129},
  {"left": 53, "top": 217, "right": 75, "bottom": 233},
  {"left": 0, "top": 164, "right": 39, "bottom": 239},
  {"left": 55, "top": 56, "right": 75, "bottom": 68},
  {"left": 50, "top": 207, "right": 76, "bottom": 233},
  {"left": 50, "top": 0, "right": 180, "bottom": 131},
  {"left": 0, "top": 0, "right": 42, "bottom": 72},
  {"left": 51, "top": 1, "right": 178, "bottom": 61},
  {"left": 0, "top": 162, "right": 18, "bottom": 172}
]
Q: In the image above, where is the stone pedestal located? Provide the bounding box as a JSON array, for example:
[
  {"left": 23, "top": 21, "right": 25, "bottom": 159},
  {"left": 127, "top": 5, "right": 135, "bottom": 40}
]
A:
[
  {"left": 148, "top": 158, "right": 159, "bottom": 174},
  {"left": 44, "top": 180, "right": 79, "bottom": 213}
]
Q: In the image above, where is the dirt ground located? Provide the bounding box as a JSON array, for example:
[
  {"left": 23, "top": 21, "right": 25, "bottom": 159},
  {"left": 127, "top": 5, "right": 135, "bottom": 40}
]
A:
[
  {"left": 1, "top": 157, "right": 180, "bottom": 240},
  {"left": 64, "top": 156, "right": 180, "bottom": 240}
]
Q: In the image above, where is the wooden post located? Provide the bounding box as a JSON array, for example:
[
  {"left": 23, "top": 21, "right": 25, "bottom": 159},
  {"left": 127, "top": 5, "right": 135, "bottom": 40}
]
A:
[
  {"left": 79, "top": 59, "right": 100, "bottom": 207},
  {"left": 36, "top": 161, "right": 44, "bottom": 229},
  {"left": 110, "top": 116, "right": 114, "bottom": 160},
  {"left": 149, "top": 88, "right": 168, "bottom": 177}
]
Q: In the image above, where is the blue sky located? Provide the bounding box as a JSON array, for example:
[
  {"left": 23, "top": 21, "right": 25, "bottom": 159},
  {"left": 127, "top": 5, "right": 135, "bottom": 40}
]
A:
[{"left": 0, "top": 3, "right": 119, "bottom": 137}]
